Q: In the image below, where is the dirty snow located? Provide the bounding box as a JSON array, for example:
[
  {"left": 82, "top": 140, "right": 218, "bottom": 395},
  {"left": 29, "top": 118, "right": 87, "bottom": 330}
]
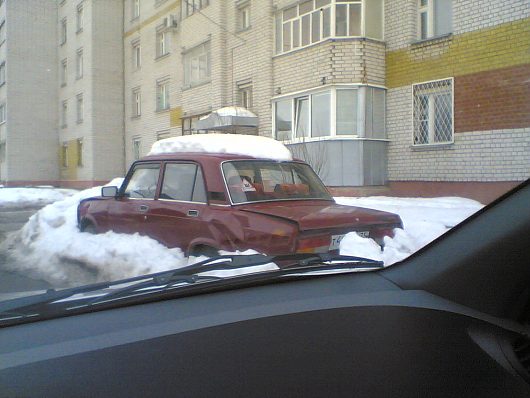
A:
[
  {"left": 148, "top": 133, "right": 293, "bottom": 161},
  {"left": 0, "top": 183, "right": 483, "bottom": 288},
  {"left": 0, "top": 187, "right": 77, "bottom": 209},
  {"left": 336, "top": 196, "right": 484, "bottom": 265}
]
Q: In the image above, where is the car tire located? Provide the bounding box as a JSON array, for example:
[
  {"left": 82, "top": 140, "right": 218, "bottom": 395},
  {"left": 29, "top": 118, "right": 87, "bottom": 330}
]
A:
[
  {"left": 83, "top": 223, "right": 97, "bottom": 234},
  {"left": 191, "top": 245, "right": 219, "bottom": 258}
]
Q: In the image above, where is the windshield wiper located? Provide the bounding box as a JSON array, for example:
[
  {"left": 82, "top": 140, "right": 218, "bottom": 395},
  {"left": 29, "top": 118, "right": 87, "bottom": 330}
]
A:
[{"left": 0, "top": 253, "right": 382, "bottom": 325}]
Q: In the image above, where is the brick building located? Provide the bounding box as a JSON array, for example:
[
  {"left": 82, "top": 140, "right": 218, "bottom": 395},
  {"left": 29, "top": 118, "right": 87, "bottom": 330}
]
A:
[{"left": 0, "top": 0, "right": 528, "bottom": 202}]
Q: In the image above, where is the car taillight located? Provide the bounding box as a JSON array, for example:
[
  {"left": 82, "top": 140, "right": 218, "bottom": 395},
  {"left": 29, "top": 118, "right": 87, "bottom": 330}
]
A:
[{"left": 296, "top": 235, "right": 330, "bottom": 254}]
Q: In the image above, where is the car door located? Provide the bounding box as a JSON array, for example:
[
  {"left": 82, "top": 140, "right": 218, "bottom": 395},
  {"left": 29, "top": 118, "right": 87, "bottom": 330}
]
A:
[
  {"left": 106, "top": 162, "right": 161, "bottom": 235},
  {"left": 144, "top": 162, "right": 213, "bottom": 251}
]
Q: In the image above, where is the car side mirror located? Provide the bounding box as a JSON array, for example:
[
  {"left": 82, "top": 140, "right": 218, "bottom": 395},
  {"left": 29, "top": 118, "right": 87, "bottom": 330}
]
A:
[{"left": 101, "top": 186, "right": 119, "bottom": 197}]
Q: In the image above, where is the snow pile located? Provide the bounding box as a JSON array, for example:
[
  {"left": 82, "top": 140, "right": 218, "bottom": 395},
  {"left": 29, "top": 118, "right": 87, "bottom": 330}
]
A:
[
  {"left": 336, "top": 196, "right": 484, "bottom": 265},
  {"left": 0, "top": 180, "right": 277, "bottom": 287},
  {"left": 0, "top": 187, "right": 77, "bottom": 209},
  {"left": 148, "top": 134, "right": 293, "bottom": 161},
  {"left": 209, "top": 106, "right": 257, "bottom": 118}
]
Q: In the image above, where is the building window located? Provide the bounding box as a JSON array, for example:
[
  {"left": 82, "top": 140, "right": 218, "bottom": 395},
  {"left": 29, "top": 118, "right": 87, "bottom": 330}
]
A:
[
  {"left": 181, "top": 114, "right": 208, "bottom": 135},
  {"left": 156, "top": 80, "right": 169, "bottom": 111},
  {"left": 274, "top": 86, "right": 385, "bottom": 141},
  {"left": 0, "top": 62, "right": 5, "bottom": 86},
  {"left": 76, "top": 93, "right": 84, "bottom": 123},
  {"left": 418, "top": 0, "right": 453, "bottom": 40},
  {"left": 132, "top": 88, "right": 141, "bottom": 117},
  {"left": 77, "top": 139, "right": 83, "bottom": 166},
  {"left": 60, "top": 18, "right": 67, "bottom": 45},
  {"left": 76, "top": 3, "right": 84, "bottom": 32},
  {"left": 0, "top": 21, "right": 5, "bottom": 44},
  {"left": 238, "top": 5, "right": 251, "bottom": 31},
  {"left": 60, "top": 59, "right": 67, "bottom": 86},
  {"left": 132, "top": 0, "right": 140, "bottom": 20},
  {"left": 61, "top": 143, "right": 68, "bottom": 168},
  {"left": 413, "top": 78, "right": 453, "bottom": 145},
  {"left": 183, "top": 41, "right": 211, "bottom": 87},
  {"left": 156, "top": 31, "right": 169, "bottom": 58},
  {"left": 132, "top": 40, "right": 141, "bottom": 69},
  {"left": 181, "top": 0, "right": 209, "bottom": 19},
  {"left": 61, "top": 100, "right": 68, "bottom": 128},
  {"left": 275, "top": 0, "right": 383, "bottom": 55},
  {"left": 132, "top": 138, "right": 141, "bottom": 160},
  {"left": 238, "top": 84, "right": 252, "bottom": 109},
  {"left": 0, "top": 103, "right": 5, "bottom": 124},
  {"left": 76, "top": 49, "right": 83, "bottom": 79}
]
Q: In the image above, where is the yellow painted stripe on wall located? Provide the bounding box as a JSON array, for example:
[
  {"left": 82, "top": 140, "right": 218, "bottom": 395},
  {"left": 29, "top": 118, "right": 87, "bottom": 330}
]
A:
[
  {"left": 124, "top": 0, "right": 181, "bottom": 39},
  {"left": 386, "top": 18, "right": 530, "bottom": 89}
]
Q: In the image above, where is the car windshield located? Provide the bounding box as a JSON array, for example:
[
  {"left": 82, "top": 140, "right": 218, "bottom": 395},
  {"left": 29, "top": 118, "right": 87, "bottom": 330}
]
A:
[
  {"left": 222, "top": 160, "right": 333, "bottom": 204},
  {"left": 0, "top": 0, "right": 527, "bottom": 320}
]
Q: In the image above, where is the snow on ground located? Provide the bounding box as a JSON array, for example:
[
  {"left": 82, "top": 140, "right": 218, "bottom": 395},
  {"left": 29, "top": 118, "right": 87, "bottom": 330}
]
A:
[
  {"left": 149, "top": 133, "right": 293, "bottom": 161},
  {"left": 0, "top": 187, "right": 77, "bottom": 209},
  {"left": 336, "top": 196, "right": 484, "bottom": 265},
  {"left": 0, "top": 183, "right": 483, "bottom": 287}
]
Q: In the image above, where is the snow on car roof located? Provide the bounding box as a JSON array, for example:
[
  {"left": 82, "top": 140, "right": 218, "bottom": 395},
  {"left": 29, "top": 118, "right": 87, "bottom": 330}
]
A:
[{"left": 148, "top": 133, "right": 293, "bottom": 161}]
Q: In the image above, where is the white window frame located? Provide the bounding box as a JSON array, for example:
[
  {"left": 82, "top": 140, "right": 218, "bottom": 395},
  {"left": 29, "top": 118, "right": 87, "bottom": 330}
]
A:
[
  {"left": 60, "top": 59, "right": 67, "bottom": 86},
  {"left": 132, "top": 40, "right": 141, "bottom": 69},
  {"left": 61, "top": 100, "right": 68, "bottom": 128},
  {"left": 76, "top": 93, "right": 84, "bottom": 124},
  {"left": 0, "top": 62, "right": 5, "bottom": 86},
  {"left": 132, "top": 88, "right": 141, "bottom": 117},
  {"left": 156, "top": 30, "right": 169, "bottom": 58},
  {"left": 273, "top": 84, "right": 387, "bottom": 143},
  {"left": 183, "top": 41, "right": 211, "bottom": 88},
  {"left": 417, "top": 0, "right": 453, "bottom": 40},
  {"left": 132, "top": 0, "right": 140, "bottom": 20},
  {"left": 0, "top": 103, "right": 6, "bottom": 124},
  {"left": 275, "top": 0, "right": 384, "bottom": 55},
  {"left": 76, "top": 2, "right": 84, "bottom": 32},
  {"left": 132, "top": 138, "right": 141, "bottom": 160},
  {"left": 156, "top": 80, "right": 170, "bottom": 111},
  {"left": 238, "top": 84, "right": 252, "bottom": 109},
  {"left": 181, "top": 0, "right": 210, "bottom": 19},
  {"left": 60, "top": 18, "right": 67, "bottom": 45},
  {"left": 238, "top": 5, "right": 251, "bottom": 31},
  {"left": 76, "top": 49, "right": 83, "bottom": 79},
  {"left": 412, "top": 77, "right": 454, "bottom": 146}
]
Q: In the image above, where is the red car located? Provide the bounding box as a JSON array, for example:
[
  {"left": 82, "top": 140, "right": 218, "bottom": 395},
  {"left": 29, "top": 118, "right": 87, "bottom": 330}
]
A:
[{"left": 77, "top": 153, "right": 403, "bottom": 256}]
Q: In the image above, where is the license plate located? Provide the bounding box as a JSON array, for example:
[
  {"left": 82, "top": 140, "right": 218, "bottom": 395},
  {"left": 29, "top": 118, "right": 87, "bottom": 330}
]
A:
[
  {"left": 356, "top": 231, "right": 370, "bottom": 238},
  {"left": 329, "top": 234, "right": 345, "bottom": 250}
]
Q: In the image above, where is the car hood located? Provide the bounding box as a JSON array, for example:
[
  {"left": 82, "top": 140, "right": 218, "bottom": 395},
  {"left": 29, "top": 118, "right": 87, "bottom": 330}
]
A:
[{"left": 238, "top": 201, "right": 402, "bottom": 231}]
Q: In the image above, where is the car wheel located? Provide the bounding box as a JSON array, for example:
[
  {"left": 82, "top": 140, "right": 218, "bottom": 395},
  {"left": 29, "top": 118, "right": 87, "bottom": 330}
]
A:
[{"left": 83, "top": 223, "right": 97, "bottom": 234}]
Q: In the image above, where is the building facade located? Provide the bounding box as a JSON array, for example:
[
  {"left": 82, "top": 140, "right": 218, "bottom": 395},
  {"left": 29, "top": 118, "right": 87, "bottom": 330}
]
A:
[{"left": 0, "top": 0, "right": 528, "bottom": 202}]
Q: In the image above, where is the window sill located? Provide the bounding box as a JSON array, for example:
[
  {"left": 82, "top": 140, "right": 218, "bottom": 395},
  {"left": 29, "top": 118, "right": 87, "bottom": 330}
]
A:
[
  {"left": 154, "top": 0, "right": 168, "bottom": 8},
  {"left": 131, "top": 115, "right": 141, "bottom": 119},
  {"left": 410, "top": 33, "right": 453, "bottom": 48},
  {"left": 156, "top": 108, "right": 170, "bottom": 114},
  {"left": 130, "top": 16, "right": 140, "bottom": 23},
  {"left": 236, "top": 26, "right": 252, "bottom": 33},
  {"left": 182, "top": 80, "right": 211, "bottom": 91},
  {"left": 281, "top": 136, "right": 390, "bottom": 144},
  {"left": 410, "top": 142, "right": 454, "bottom": 151},
  {"left": 155, "top": 53, "right": 170, "bottom": 61}
]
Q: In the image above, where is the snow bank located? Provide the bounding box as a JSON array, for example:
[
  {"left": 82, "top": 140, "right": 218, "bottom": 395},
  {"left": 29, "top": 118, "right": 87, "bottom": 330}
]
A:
[
  {"left": 0, "top": 180, "right": 277, "bottom": 287},
  {"left": 336, "top": 196, "right": 483, "bottom": 265},
  {"left": 148, "top": 133, "right": 293, "bottom": 161},
  {"left": 0, "top": 187, "right": 77, "bottom": 208}
]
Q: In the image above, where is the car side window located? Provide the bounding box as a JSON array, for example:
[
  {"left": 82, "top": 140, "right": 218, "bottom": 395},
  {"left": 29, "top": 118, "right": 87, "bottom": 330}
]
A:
[
  {"left": 160, "top": 163, "right": 207, "bottom": 203},
  {"left": 123, "top": 164, "right": 161, "bottom": 199}
]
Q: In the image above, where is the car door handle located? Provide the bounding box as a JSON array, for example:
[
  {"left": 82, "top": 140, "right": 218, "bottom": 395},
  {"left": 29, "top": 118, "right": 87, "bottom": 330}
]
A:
[
  {"left": 187, "top": 209, "right": 199, "bottom": 217},
  {"left": 139, "top": 205, "right": 149, "bottom": 212}
]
